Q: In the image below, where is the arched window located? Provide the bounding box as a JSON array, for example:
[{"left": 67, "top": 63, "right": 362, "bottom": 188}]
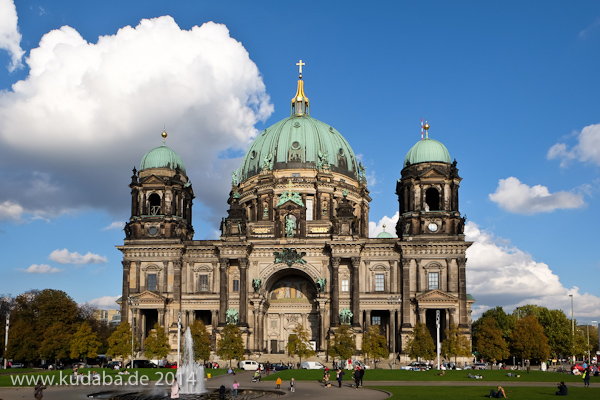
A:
[
  {"left": 425, "top": 188, "right": 440, "bottom": 211},
  {"left": 149, "top": 193, "right": 161, "bottom": 215}
]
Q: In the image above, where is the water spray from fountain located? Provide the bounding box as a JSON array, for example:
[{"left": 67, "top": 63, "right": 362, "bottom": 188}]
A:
[{"left": 178, "top": 327, "right": 206, "bottom": 394}]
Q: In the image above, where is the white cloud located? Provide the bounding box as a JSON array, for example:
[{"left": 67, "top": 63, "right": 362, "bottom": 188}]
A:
[
  {"left": 49, "top": 248, "right": 108, "bottom": 265},
  {"left": 0, "top": 0, "right": 24, "bottom": 71},
  {"left": 0, "top": 200, "right": 23, "bottom": 221},
  {"left": 465, "top": 222, "right": 600, "bottom": 320},
  {"left": 21, "top": 264, "right": 61, "bottom": 274},
  {"left": 489, "top": 177, "right": 585, "bottom": 215},
  {"left": 103, "top": 221, "right": 125, "bottom": 231},
  {"left": 579, "top": 18, "right": 600, "bottom": 40},
  {"left": 548, "top": 123, "right": 600, "bottom": 167},
  {"left": 369, "top": 211, "right": 398, "bottom": 238},
  {"left": 85, "top": 295, "right": 120, "bottom": 310},
  {"left": 0, "top": 16, "right": 273, "bottom": 226}
]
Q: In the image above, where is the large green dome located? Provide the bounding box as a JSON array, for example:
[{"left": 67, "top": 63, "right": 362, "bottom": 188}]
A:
[
  {"left": 403, "top": 138, "right": 451, "bottom": 168},
  {"left": 140, "top": 142, "right": 186, "bottom": 174},
  {"left": 239, "top": 95, "right": 359, "bottom": 182}
]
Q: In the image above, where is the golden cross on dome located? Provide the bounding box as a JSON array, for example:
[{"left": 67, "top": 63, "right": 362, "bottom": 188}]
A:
[
  {"left": 296, "top": 60, "right": 305, "bottom": 75},
  {"left": 286, "top": 180, "right": 295, "bottom": 194}
]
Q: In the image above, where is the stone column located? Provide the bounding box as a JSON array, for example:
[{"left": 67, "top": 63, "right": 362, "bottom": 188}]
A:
[
  {"left": 219, "top": 258, "right": 229, "bottom": 325},
  {"left": 390, "top": 310, "right": 396, "bottom": 353},
  {"left": 351, "top": 257, "right": 361, "bottom": 326},
  {"left": 163, "top": 261, "right": 169, "bottom": 293},
  {"left": 135, "top": 261, "right": 141, "bottom": 293},
  {"left": 238, "top": 258, "right": 248, "bottom": 326},
  {"left": 173, "top": 261, "right": 182, "bottom": 304},
  {"left": 457, "top": 258, "right": 468, "bottom": 328},
  {"left": 121, "top": 261, "right": 130, "bottom": 318},
  {"left": 401, "top": 259, "right": 412, "bottom": 328},
  {"left": 330, "top": 257, "right": 340, "bottom": 326},
  {"left": 419, "top": 308, "right": 426, "bottom": 323},
  {"left": 253, "top": 306, "right": 260, "bottom": 351},
  {"left": 365, "top": 310, "right": 372, "bottom": 329}
]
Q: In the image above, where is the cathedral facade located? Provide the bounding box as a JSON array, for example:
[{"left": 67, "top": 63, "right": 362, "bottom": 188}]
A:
[{"left": 118, "top": 65, "right": 473, "bottom": 360}]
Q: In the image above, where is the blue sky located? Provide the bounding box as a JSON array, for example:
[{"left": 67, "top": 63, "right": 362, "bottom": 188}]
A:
[{"left": 1, "top": 0, "right": 599, "bottom": 322}]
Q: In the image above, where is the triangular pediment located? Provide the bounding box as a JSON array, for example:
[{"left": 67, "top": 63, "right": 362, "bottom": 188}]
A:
[
  {"left": 416, "top": 289, "right": 458, "bottom": 303},
  {"left": 276, "top": 199, "right": 304, "bottom": 209},
  {"left": 139, "top": 174, "right": 166, "bottom": 185},
  {"left": 421, "top": 167, "right": 447, "bottom": 179},
  {"left": 130, "top": 290, "right": 167, "bottom": 305}
]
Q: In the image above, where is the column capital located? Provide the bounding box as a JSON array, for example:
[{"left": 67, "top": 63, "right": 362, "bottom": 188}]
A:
[
  {"left": 351, "top": 257, "right": 361, "bottom": 267},
  {"left": 219, "top": 258, "right": 230, "bottom": 268},
  {"left": 122, "top": 261, "right": 131, "bottom": 270},
  {"left": 238, "top": 258, "right": 248, "bottom": 268},
  {"left": 401, "top": 258, "right": 411, "bottom": 268},
  {"left": 331, "top": 257, "right": 341, "bottom": 268}
]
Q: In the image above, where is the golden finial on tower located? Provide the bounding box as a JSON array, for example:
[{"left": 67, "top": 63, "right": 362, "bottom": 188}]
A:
[
  {"left": 423, "top": 121, "right": 430, "bottom": 139},
  {"left": 296, "top": 59, "right": 305, "bottom": 78},
  {"left": 161, "top": 129, "right": 168, "bottom": 145}
]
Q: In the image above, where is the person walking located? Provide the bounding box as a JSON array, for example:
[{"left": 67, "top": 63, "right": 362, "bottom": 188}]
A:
[
  {"left": 336, "top": 368, "right": 344, "bottom": 388},
  {"left": 290, "top": 378, "right": 295, "bottom": 392},
  {"left": 276, "top": 377, "right": 282, "bottom": 389},
  {"left": 34, "top": 379, "right": 46, "bottom": 400},
  {"left": 583, "top": 366, "right": 591, "bottom": 387},
  {"left": 232, "top": 380, "right": 239, "bottom": 397},
  {"left": 353, "top": 366, "right": 360, "bottom": 389}
]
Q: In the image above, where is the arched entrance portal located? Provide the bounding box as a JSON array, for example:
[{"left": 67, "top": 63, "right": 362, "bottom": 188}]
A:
[{"left": 264, "top": 271, "right": 319, "bottom": 354}]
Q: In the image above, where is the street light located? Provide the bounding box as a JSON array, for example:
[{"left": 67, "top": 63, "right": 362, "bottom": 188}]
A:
[
  {"left": 3, "top": 312, "right": 9, "bottom": 369},
  {"left": 569, "top": 294, "right": 574, "bottom": 362},
  {"left": 387, "top": 296, "right": 401, "bottom": 369},
  {"left": 128, "top": 297, "right": 138, "bottom": 368},
  {"left": 177, "top": 312, "right": 181, "bottom": 374}
]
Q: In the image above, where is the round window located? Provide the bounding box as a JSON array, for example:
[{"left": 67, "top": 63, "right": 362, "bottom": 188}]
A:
[
  {"left": 149, "top": 227, "right": 158, "bottom": 236},
  {"left": 291, "top": 141, "right": 301, "bottom": 150}
]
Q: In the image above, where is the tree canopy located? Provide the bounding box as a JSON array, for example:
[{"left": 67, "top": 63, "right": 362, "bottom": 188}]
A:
[
  {"left": 217, "top": 323, "right": 244, "bottom": 367},
  {"left": 441, "top": 324, "right": 471, "bottom": 363},
  {"left": 107, "top": 321, "right": 137, "bottom": 360},
  {"left": 511, "top": 315, "right": 550, "bottom": 361},
  {"left": 286, "top": 323, "right": 316, "bottom": 363},
  {"left": 144, "top": 323, "right": 171, "bottom": 360},
  {"left": 405, "top": 322, "right": 435, "bottom": 360},
  {"left": 473, "top": 318, "right": 509, "bottom": 362},
  {"left": 70, "top": 321, "right": 101, "bottom": 362},
  {"left": 328, "top": 325, "right": 356, "bottom": 361},
  {"left": 361, "top": 324, "right": 389, "bottom": 366},
  {"left": 189, "top": 320, "right": 212, "bottom": 362}
]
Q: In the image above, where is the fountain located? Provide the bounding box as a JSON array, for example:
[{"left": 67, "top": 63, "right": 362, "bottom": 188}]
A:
[{"left": 178, "top": 327, "right": 206, "bottom": 394}]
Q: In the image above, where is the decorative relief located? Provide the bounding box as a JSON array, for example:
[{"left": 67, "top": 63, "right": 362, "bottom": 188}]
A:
[
  {"left": 273, "top": 248, "right": 307, "bottom": 267},
  {"left": 253, "top": 228, "right": 271, "bottom": 234},
  {"left": 310, "top": 227, "right": 329, "bottom": 233}
]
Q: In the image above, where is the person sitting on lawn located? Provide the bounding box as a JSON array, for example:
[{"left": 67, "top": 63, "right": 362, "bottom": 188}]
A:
[
  {"left": 507, "top": 373, "right": 520, "bottom": 378},
  {"left": 555, "top": 381, "right": 568, "bottom": 396},
  {"left": 468, "top": 372, "right": 484, "bottom": 379},
  {"left": 489, "top": 385, "right": 507, "bottom": 398}
]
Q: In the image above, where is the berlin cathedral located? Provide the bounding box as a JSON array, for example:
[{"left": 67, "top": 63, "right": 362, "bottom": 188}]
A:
[{"left": 118, "top": 62, "right": 474, "bottom": 361}]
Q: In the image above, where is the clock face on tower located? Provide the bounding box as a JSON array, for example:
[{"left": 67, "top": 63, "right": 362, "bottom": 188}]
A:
[{"left": 428, "top": 222, "right": 438, "bottom": 232}]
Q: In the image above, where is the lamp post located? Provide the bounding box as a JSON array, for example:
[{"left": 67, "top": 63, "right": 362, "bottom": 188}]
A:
[
  {"left": 177, "top": 312, "right": 181, "bottom": 374},
  {"left": 589, "top": 321, "right": 597, "bottom": 363},
  {"left": 436, "top": 310, "right": 441, "bottom": 370},
  {"left": 128, "top": 297, "right": 138, "bottom": 368},
  {"left": 569, "top": 294, "right": 574, "bottom": 362},
  {"left": 3, "top": 312, "right": 9, "bottom": 369},
  {"left": 387, "top": 296, "right": 401, "bottom": 369}
]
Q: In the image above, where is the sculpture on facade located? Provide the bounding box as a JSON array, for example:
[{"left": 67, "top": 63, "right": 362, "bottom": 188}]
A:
[
  {"left": 316, "top": 278, "right": 327, "bottom": 293},
  {"left": 262, "top": 152, "right": 274, "bottom": 171},
  {"left": 340, "top": 308, "right": 353, "bottom": 325},
  {"left": 273, "top": 248, "right": 307, "bottom": 267},
  {"left": 285, "top": 215, "right": 295, "bottom": 237},
  {"left": 226, "top": 308, "right": 238, "bottom": 325},
  {"left": 252, "top": 278, "right": 262, "bottom": 293},
  {"left": 231, "top": 170, "right": 238, "bottom": 186}
]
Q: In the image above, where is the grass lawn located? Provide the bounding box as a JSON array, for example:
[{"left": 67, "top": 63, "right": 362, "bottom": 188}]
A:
[
  {"left": 261, "top": 368, "right": 586, "bottom": 383},
  {"left": 369, "top": 385, "right": 600, "bottom": 399}
]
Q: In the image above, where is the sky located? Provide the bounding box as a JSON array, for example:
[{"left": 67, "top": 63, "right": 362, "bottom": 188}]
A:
[{"left": 1, "top": 0, "right": 599, "bottom": 323}]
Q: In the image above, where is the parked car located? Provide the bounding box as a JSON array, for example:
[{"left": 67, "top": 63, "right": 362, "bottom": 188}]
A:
[
  {"left": 125, "top": 360, "right": 157, "bottom": 369},
  {"left": 572, "top": 364, "right": 584, "bottom": 372},
  {"left": 105, "top": 361, "right": 122, "bottom": 369},
  {"left": 301, "top": 361, "right": 325, "bottom": 369},
  {"left": 470, "top": 362, "right": 487, "bottom": 370},
  {"left": 407, "top": 361, "right": 431, "bottom": 370},
  {"left": 10, "top": 363, "right": 25, "bottom": 368},
  {"left": 238, "top": 360, "right": 259, "bottom": 371},
  {"left": 72, "top": 362, "right": 89, "bottom": 369},
  {"left": 270, "top": 362, "right": 290, "bottom": 371}
]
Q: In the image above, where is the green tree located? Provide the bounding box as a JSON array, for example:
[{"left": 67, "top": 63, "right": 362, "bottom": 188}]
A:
[
  {"left": 511, "top": 315, "right": 550, "bottom": 362},
  {"left": 405, "top": 322, "right": 435, "bottom": 361},
  {"left": 472, "top": 306, "right": 515, "bottom": 344},
  {"left": 107, "top": 321, "right": 137, "bottom": 360},
  {"left": 7, "top": 289, "right": 80, "bottom": 364},
  {"left": 514, "top": 305, "right": 571, "bottom": 357},
  {"left": 328, "top": 325, "right": 356, "bottom": 362},
  {"left": 70, "top": 321, "right": 101, "bottom": 363},
  {"left": 361, "top": 324, "right": 389, "bottom": 368},
  {"left": 441, "top": 324, "right": 471, "bottom": 364},
  {"left": 144, "top": 323, "right": 171, "bottom": 360},
  {"left": 189, "top": 320, "right": 212, "bottom": 362},
  {"left": 473, "top": 318, "right": 509, "bottom": 362},
  {"left": 217, "top": 323, "right": 244, "bottom": 367},
  {"left": 286, "top": 324, "right": 316, "bottom": 364},
  {"left": 572, "top": 326, "right": 588, "bottom": 359}
]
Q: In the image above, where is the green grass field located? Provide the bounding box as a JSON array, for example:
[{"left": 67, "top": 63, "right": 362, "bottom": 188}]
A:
[
  {"left": 370, "top": 385, "right": 600, "bottom": 400},
  {"left": 260, "top": 368, "right": 587, "bottom": 383}
]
